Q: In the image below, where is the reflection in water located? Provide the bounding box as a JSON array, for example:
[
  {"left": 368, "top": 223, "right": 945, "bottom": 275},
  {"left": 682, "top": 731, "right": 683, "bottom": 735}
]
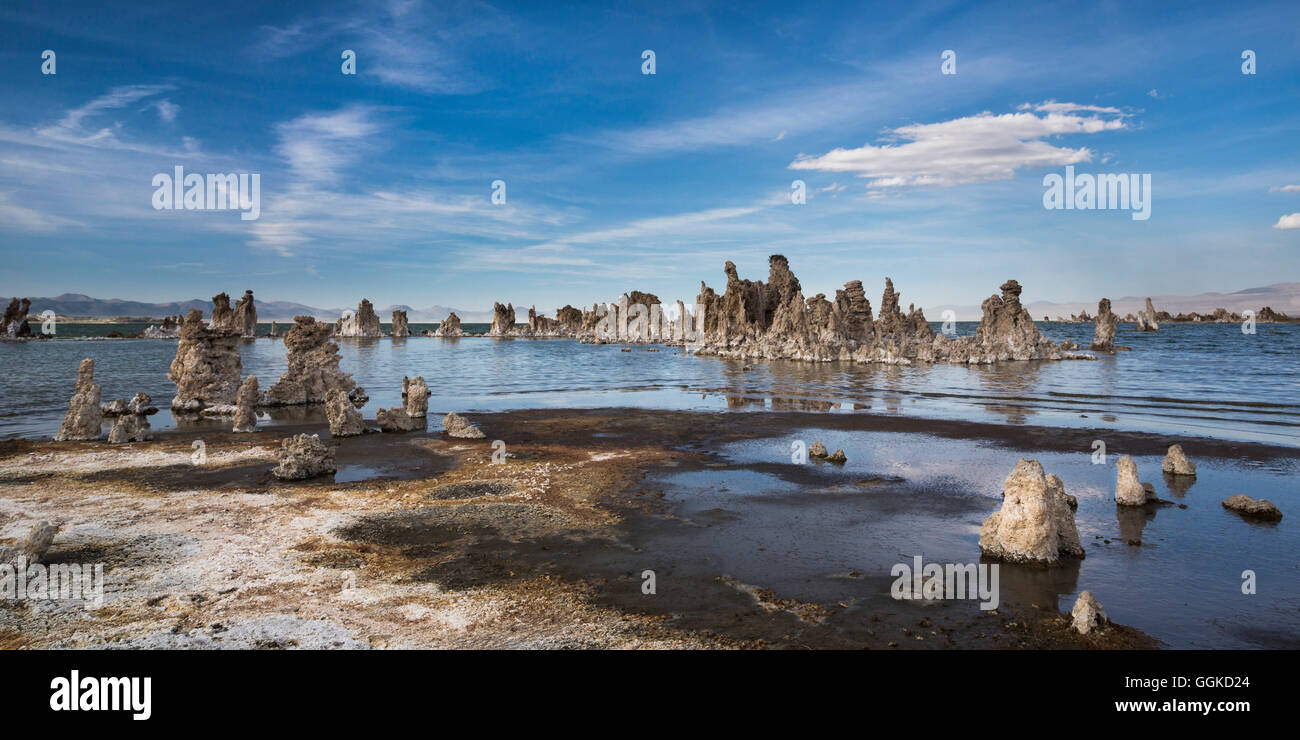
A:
[
  {"left": 972, "top": 362, "right": 1043, "bottom": 425},
  {"left": 1116, "top": 503, "right": 1161, "bottom": 544},
  {"left": 725, "top": 395, "right": 765, "bottom": 409},
  {"left": 3, "top": 323, "right": 1299, "bottom": 443},
  {"left": 771, "top": 397, "right": 837, "bottom": 412},
  {"left": 1162, "top": 471, "right": 1196, "bottom": 496},
  {"left": 985, "top": 555, "right": 1082, "bottom": 612}
]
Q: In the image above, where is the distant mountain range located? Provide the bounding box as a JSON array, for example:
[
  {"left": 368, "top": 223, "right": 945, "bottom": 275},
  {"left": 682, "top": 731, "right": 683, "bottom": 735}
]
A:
[
  {"left": 15, "top": 283, "right": 1300, "bottom": 324},
  {"left": 932, "top": 283, "right": 1300, "bottom": 321},
  {"left": 18, "top": 294, "right": 501, "bottom": 323}
]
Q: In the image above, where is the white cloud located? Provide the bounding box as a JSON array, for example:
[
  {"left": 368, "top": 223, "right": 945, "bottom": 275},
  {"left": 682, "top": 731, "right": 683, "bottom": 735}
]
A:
[
  {"left": 1269, "top": 185, "right": 1300, "bottom": 193},
  {"left": 38, "top": 84, "right": 175, "bottom": 146},
  {"left": 151, "top": 99, "right": 179, "bottom": 123},
  {"left": 1273, "top": 213, "right": 1300, "bottom": 230},
  {"left": 254, "top": 0, "right": 507, "bottom": 94},
  {"left": 789, "top": 102, "right": 1127, "bottom": 188}
]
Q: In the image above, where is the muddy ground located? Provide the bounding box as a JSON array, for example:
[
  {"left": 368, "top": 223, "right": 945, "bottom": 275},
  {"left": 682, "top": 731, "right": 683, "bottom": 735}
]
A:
[{"left": 8, "top": 406, "right": 1278, "bottom": 649}]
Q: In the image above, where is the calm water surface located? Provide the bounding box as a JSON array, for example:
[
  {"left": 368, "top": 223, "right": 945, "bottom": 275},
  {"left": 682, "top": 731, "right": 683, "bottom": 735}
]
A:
[{"left": 3, "top": 321, "right": 1296, "bottom": 445}]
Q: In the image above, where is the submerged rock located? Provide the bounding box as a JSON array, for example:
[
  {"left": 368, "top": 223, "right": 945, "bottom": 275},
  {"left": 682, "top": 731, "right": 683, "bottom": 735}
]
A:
[
  {"left": 0, "top": 521, "right": 59, "bottom": 565},
  {"left": 169, "top": 309, "right": 242, "bottom": 414},
  {"left": 326, "top": 388, "right": 366, "bottom": 437},
  {"left": 232, "top": 376, "right": 259, "bottom": 433},
  {"left": 1115, "top": 455, "right": 1154, "bottom": 505},
  {"left": 442, "top": 411, "right": 485, "bottom": 439},
  {"left": 1089, "top": 298, "right": 1118, "bottom": 351},
  {"left": 434, "top": 312, "right": 463, "bottom": 337},
  {"left": 337, "top": 299, "right": 381, "bottom": 337},
  {"left": 1070, "top": 590, "right": 1108, "bottom": 635},
  {"left": 391, "top": 310, "right": 410, "bottom": 338},
  {"left": 978, "top": 459, "right": 1084, "bottom": 565},
  {"left": 1221, "top": 495, "right": 1282, "bottom": 521},
  {"left": 263, "top": 316, "right": 357, "bottom": 405},
  {"left": 1161, "top": 444, "right": 1196, "bottom": 476},
  {"left": 272, "top": 434, "right": 336, "bottom": 480},
  {"left": 54, "top": 358, "right": 103, "bottom": 441}
]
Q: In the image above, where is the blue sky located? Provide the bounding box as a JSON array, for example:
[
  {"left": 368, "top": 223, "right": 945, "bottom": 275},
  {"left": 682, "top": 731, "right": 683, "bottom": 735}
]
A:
[{"left": 0, "top": 0, "right": 1297, "bottom": 315}]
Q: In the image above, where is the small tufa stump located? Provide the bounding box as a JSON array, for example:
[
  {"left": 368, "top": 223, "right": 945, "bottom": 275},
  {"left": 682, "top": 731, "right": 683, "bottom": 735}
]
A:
[
  {"left": 979, "top": 459, "right": 1084, "bottom": 565},
  {"left": 54, "top": 358, "right": 103, "bottom": 441},
  {"left": 1161, "top": 444, "right": 1196, "bottom": 476},
  {"left": 1071, "top": 590, "right": 1108, "bottom": 635},
  {"left": 1222, "top": 495, "right": 1282, "bottom": 521},
  {"left": 1115, "top": 455, "right": 1156, "bottom": 506},
  {"left": 272, "top": 434, "right": 336, "bottom": 480},
  {"left": 232, "top": 376, "right": 259, "bottom": 433},
  {"left": 326, "top": 388, "right": 367, "bottom": 437},
  {"left": 0, "top": 521, "right": 60, "bottom": 566},
  {"left": 442, "top": 411, "right": 485, "bottom": 439}
]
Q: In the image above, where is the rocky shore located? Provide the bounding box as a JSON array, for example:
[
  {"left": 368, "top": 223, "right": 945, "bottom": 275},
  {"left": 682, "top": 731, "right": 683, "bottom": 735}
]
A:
[{"left": 4, "top": 407, "right": 1221, "bottom": 650}]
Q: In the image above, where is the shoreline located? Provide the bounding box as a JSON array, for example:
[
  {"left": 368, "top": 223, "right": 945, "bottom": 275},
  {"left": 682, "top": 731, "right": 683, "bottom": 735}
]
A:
[{"left": 9, "top": 405, "right": 1294, "bottom": 649}]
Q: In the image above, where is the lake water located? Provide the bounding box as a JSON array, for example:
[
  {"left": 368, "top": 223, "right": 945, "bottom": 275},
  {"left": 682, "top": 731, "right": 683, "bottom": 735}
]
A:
[
  {"left": 2, "top": 320, "right": 1296, "bottom": 648},
  {"left": 2, "top": 321, "right": 1296, "bottom": 446}
]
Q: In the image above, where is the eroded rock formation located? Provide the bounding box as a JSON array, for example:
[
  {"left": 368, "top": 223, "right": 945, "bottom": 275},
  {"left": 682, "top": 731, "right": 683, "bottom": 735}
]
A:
[
  {"left": 1161, "top": 444, "right": 1196, "bottom": 476},
  {"left": 1071, "top": 591, "right": 1108, "bottom": 635},
  {"left": 142, "top": 315, "right": 182, "bottom": 339},
  {"left": 169, "top": 309, "right": 243, "bottom": 414},
  {"left": 1090, "top": 298, "right": 1117, "bottom": 351},
  {"left": 687, "top": 256, "right": 1075, "bottom": 365},
  {"left": 442, "top": 411, "right": 485, "bottom": 438},
  {"left": 1222, "top": 495, "right": 1282, "bottom": 521},
  {"left": 337, "top": 299, "right": 381, "bottom": 337},
  {"left": 107, "top": 393, "right": 153, "bottom": 443},
  {"left": 234, "top": 290, "right": 257, "bottom": 337},
  {"left": 54, "top": 359, "right": 103, "bottom": 441},
  {"left": 489, "top": 302, "right": 516, "bottom": 336},
  {"left": 263, "top": 316, "right": 356, "bottom": 406},
  {"left": 208, "top": 293, "right": 238, "bottom": 332},
  {"left": 1115, "top": 455, "right": 1155, "bottom": 505},
  {"left": 391, "top": 310, "right": 410, "bottom": 338},
  {"left": 1136, "top": 297, "right": 1160, "bottom": 331},
  {"left": 434, "top": 312, "right": 462, "bottom": 337},
  {"left": 232, "top": 376, "right": 259, "bottom": 433},
  {"left": 326, "top": 388, "right": 366, "bottom": 437},
  {"left": 377, "top": 376, "right": 428, "bottom": 432},
  {"left": 272, "top": 434, "right": 336, "bottom": 480},
  {"left": 2, "top": 297, "right": 32, "bottom": 338},
  {"left": 978, "top": 459, "right": 1084, "bottom": 565},
  {"left": 0, "top": 521, "right": 59, "bottom": 565}
]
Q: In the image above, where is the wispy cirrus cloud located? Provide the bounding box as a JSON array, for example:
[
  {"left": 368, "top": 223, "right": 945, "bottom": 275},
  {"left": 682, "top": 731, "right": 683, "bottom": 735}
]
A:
[
  {"left": 788, "top": 101, "right": 1128, "bottom": 188},
  {"left": 253, "top": 0, "right": 509, "bottom": 94}
]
